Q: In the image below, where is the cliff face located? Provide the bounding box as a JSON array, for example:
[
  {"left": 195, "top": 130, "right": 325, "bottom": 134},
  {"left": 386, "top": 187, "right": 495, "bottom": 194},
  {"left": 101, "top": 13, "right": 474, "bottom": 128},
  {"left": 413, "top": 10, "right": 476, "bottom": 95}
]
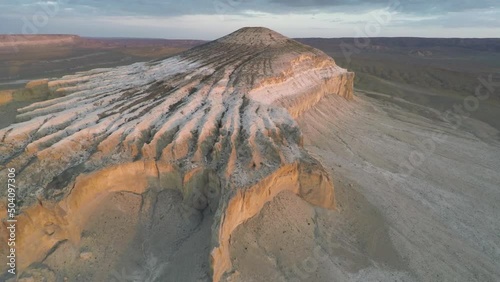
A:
[{"left": 0, "top": 27, "right": 353, "bottom": 281}]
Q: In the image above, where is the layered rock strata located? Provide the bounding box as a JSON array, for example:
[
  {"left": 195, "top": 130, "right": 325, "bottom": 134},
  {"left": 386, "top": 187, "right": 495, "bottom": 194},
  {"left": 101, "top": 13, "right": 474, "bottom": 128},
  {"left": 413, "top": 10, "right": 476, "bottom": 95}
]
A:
[{"left": 0, "top": 27, "right": 353, "bottom": 281}]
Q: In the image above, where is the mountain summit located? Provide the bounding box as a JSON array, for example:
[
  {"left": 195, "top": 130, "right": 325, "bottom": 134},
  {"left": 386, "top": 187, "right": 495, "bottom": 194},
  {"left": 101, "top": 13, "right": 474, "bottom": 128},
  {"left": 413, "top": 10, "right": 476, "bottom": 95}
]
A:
[
  {"left": 0, "top": 27, "right": 354, "bottom": 281},
  {"left": 216, "top": 26, "right": 291, "bottom": 46}
]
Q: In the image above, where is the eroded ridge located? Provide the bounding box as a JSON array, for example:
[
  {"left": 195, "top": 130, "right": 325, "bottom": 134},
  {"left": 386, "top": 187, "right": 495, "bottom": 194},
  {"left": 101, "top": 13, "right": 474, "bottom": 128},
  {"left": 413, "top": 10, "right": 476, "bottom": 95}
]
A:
[{"left": 0, "top": 27, "right": 353, "bottom": 281}]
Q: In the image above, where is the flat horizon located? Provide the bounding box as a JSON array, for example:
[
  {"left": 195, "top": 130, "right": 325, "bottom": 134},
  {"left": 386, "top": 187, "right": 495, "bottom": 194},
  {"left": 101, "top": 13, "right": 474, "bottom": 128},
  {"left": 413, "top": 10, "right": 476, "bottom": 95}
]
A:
[{"left": 3, "top": 33, "right": 500, "bottom": 40}]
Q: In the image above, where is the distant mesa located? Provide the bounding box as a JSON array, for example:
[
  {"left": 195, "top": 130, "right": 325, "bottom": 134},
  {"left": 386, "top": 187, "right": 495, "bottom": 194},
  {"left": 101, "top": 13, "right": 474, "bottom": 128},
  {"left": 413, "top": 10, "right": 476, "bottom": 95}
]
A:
[
  {"left": 0, "top": 34, "right": 81, "bottom": 49},
  {"left": 0, "top": 27, "right": 354, "bottom": 281}
]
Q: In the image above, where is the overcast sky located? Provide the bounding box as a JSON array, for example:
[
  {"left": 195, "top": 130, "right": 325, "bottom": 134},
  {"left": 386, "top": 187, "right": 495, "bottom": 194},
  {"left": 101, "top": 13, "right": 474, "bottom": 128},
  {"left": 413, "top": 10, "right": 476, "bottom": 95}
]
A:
[{"left": 1, "top": 0, "right": 499, "bottom": 39}]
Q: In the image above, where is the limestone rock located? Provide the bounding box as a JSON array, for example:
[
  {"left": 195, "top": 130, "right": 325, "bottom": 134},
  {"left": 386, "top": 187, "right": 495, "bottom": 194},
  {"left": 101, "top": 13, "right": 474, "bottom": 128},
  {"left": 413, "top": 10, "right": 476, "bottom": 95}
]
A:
[{"left": 0, "top": 27, "right": 353, "bottom": 281}]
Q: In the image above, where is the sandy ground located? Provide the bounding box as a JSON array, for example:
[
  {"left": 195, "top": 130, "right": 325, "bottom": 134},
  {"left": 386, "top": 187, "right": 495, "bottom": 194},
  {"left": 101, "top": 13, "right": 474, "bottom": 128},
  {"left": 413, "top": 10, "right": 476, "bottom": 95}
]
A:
[
  {"left": 294, "top": 93, "right": 500, "bottom": 281},
  {"left": 15, "top": 189, "right": 213, "bottom": 281},
  {"left": 224, "top": 91, "right": 500, "bottom": 281}
]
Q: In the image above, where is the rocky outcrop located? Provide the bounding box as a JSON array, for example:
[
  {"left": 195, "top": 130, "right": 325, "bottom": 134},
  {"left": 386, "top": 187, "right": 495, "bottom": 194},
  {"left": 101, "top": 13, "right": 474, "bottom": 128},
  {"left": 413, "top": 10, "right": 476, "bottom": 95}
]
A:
[
  {"left": 0, "top": 27, "right": 353, "bottom": 280},
  {"left": 11, "top": 79, "right": 52, "bottom": 103}
]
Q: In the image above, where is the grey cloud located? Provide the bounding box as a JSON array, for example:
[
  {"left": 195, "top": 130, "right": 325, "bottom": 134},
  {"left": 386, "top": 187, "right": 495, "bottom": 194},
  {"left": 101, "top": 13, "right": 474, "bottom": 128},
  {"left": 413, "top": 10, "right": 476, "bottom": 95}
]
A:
[
  {"left": 0, "top": 0, "right": 498, "bottom": 37},
  {"left": 268, "top": 0, "right": 500, "bottom": 15},
  {"left": 394, "top": 9, "right": 500, "bottom": 28},
  {"left": 2, "top": 0, "right": 499, "bottom": 17}
]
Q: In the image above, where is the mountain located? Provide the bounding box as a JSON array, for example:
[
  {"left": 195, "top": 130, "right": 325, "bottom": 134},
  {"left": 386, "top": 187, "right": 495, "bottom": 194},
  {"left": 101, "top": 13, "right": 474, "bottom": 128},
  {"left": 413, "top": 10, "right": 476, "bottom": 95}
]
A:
[{"left": 0, "top": 27, "right": 353, "bottom": 281}]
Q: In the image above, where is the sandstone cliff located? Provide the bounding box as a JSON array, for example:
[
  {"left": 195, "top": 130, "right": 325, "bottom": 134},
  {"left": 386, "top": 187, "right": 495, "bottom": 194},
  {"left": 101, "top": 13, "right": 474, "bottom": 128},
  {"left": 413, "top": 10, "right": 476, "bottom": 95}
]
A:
[{"left": 0, "top": 27, "right": 353, "bottom": 281}]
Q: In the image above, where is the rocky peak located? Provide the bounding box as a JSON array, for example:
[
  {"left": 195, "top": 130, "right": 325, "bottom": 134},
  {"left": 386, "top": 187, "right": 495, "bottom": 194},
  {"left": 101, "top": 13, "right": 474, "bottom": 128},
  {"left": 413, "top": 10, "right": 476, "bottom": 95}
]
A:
[{"left": 215, "top": 26, "right": 290, "bottom": 46}]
